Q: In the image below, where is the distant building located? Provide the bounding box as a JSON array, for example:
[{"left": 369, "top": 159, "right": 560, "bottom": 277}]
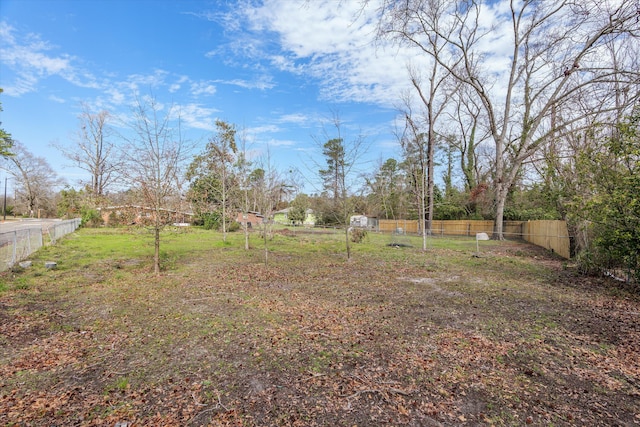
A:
[
  {"left": 236, "top": 211, "right": 264, "bottom": 228},
  {"left": 98, "top": 205, "right": 194, "bottom": 226},
  {"left": 350, "top": 215, "right": 378, "bottom": 229},
  {"left": 273, "top": 208, "right": 316, "bottom": 226}
]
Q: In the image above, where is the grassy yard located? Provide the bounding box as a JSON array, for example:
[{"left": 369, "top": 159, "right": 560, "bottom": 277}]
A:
[{"left": 0, "top": 227, "right": 639, "bottom": 426}]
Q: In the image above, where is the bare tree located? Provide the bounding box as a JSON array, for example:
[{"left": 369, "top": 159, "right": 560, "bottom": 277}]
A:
[
  {"left": 530, "top": 38, "right": 640, "bottom": 251},
  {"left": 235, "top": 126, "right": 252, "bottom": 250},
  {"left": 54, "top": 103, "right": 121, "bottom": 201},
  {"left": 120, "top": 96, "right": 188, "bottom": 274},
  {"left": 400, "top": 111, "right": 428, "bottom": 250},
  {"left": 3, "top": 141, "right": 64, "bottom": 217},
  {"left": 407, "top": 48, "right": 452, "bottom": 237},
  {"left": 253, "top": 149, "right": 285, "bottom": 266},
  {"left": 404, "top": 64, "right": 452, "bottom": 244},
  {"left": 445, "top": 83, "right": 490, "bottom": 193},
  {"left": 379, "top": 0, "right": 454, "bottom": 247},
  {"left": 379, "top": 0, "right": 640, "bottom": 238}
]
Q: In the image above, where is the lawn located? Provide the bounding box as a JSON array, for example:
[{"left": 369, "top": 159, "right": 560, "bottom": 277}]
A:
[{"left": 1, "top": 227, "right": 639, "bottom": 426}]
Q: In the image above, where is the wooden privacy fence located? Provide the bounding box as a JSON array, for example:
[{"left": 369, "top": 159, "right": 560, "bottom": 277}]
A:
[
  {"left": 378, "top": 219, "right": 495, "bottom": 236},
  {"left": 521, "top": 220, "right": 571, "bottom": 259},
  {"left": 377, "top": 219, "right": 571, "bottom": 259}
]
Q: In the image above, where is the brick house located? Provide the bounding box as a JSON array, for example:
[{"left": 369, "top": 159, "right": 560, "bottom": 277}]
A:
[
  {"left": 98, "top": 205, "right": 194, "bottom": 226},
  {"left": 236, "top": 211, "right": 264, "bottom": 228}
]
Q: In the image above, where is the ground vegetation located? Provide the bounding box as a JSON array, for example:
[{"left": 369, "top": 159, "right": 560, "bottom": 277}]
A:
[{"left": 0, "top": 228, "right": 638, "bottom": 425}]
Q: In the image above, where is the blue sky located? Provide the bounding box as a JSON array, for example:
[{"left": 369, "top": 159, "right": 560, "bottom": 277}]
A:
[{"left": 0, "top": 0, "right": 421, "bottom": 195}]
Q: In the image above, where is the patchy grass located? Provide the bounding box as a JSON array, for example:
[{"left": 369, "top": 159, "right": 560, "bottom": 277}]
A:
[{"left": 1, "top": 227, "right": 639, "bottom": 426}]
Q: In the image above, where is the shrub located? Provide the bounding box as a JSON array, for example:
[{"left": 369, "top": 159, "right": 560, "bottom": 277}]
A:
[
  {"left": 350, "top": 227, "right": 367, "bottom": 243},
  {"left": 196, "top": 212, "right": 220, "bottom": 230},
  {"left": 108, "top": 211, "right": 118, "bottom": 226},
  {"left": 575, "top": 111, "right": 640, "bottom": 284},
  {"left": 81, "top": 208, "right": 104, "bottom": 228}
]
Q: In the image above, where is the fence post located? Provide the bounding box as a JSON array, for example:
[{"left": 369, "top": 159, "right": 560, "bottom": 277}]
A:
[{"left": 12, "top": 231, "right": 17, "bottom": 266}]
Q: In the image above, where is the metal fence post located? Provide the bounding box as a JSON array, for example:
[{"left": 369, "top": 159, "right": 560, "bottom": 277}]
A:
[{"left": 12, "top": 231, "right": 17, "bottom": 266}]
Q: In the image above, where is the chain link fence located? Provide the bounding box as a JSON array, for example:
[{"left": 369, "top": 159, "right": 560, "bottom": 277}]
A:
[
  {"left": 0, "top": 218, "right": 81, "bottom": 272},
  {"left": 48, "top": 218, "right": 82, "bottom": 244}
]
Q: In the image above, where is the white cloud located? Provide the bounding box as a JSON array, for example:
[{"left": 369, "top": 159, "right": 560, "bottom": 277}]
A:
[
  {"left": 277, "top": 113, "right": 309, "bottom": 124},
  {"left": 122, "top": 69, "right": 169, "bottom": 93},
  {"left": 5, "top": 74, "right": 38, "bottom": 97},
  {"left": 0, "top": 18, "right": 221, "bottom": 118},
  {"left": 176, "top": 103, "right": 219, "bottom": 131},
  {"left": 170, "top": 75, "right": 190, "bottom": 93},
  {"left": 48, "top": 94, "right": 65, "bottom": 104},
  {"left": 229, "top": 0, "right": 550, "bottom": 114},
  {"left": 248, "top": 1, "right": 375, "bottom": 58},
  {"left": 215, "top": 74, "right": 275, "bottom": 90},
  {"left": 104, "top": 87, "right": 126, "bottom": 106},
  {"left": 264, "top": 137, "right": 295, "bottom": 147},
  {"left": 242, "top": 123, "right": 300, "bottom": 150},
  {"left": 233, "top": 0, "right": 416, "bottom": 107},
  {"left": 0, "top": 21, "right": 101, "bottom": 96},
  {"left": 190, "top": 81, "right": 217, "bottom": 96},
  {"left": 249, "top": 124, "right": 280, "bottom": 134}
]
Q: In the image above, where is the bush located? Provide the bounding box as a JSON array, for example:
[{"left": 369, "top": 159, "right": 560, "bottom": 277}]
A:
[
  {"left": 350, "top": 227, "right": 367, "bottom": 243},
  {"left": 108, "top": 211, "right": 118, "bottom": 226},
  {"left": 435, "top": 204, "right": 468, "bottom": 220},
  {"left": 227, "top": 221, "right": 240, "bottom": 232},
  {"left": 575, "top": 112, "right": 640, "bottom": 284},
  {"left": 81, "top": 208, "right": 104, "bottom": 228},
  {"left": 575, "top": 248, "right": 601, "bottom": 277},
  {"left": 503, "top": 206, "right": 559, "bottom": 221},
  {"left": 197, "top": 212, "right": 220, "bottom": 230}
]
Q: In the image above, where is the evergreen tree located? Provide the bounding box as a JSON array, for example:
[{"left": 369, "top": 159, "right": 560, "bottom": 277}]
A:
[{"left": 0, "top": 89, "right": 14, "bottom": 158}]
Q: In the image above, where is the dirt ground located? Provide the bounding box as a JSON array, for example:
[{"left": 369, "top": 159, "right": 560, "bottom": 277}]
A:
[{"left": 0, "top": 236, "right": 639, "bottom": 426}]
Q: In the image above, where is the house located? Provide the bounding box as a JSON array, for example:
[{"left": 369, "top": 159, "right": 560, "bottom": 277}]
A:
[
  {"left": 98, "top": 205, "right": 194, "bottom": 226},
  {"left": 236, "top": 211, "right": 264, "bottom": 228},
  {"left": 273, "top": 208, "right": 290, "bottom": 224},
  {"left": 301, "top": 209, "right": 316, "bottom": 226},
  {"left": 350, "top": 215, "right": 378, "bottom": 229},
  {"left": 350, "top": 215, "right": 368, "bottom": 228},
  {"left": 273, "top": 208, "right": 316, "bottom": 226}
]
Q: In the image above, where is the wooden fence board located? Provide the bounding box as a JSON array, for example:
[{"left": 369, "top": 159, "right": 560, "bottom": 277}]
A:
[
  {"left": 522, "top": 220, "right": 571, "bottom": 259},
  {"left": 376, "top": 219, "right": 571, "bottom": 259},
  {"left": 378, "top": 219, "right": 419, "bottom": 234}
]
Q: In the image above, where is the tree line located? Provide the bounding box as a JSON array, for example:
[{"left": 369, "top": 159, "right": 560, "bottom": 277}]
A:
[{"left": 0, "top": 0, "right": 638, "bottom": 280}]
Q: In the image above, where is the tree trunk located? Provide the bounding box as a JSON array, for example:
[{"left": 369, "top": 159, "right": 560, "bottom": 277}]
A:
[
  {"left": 243, "top": 176, "right": 250, "bottom": 250},
  {"left": 427, "top": 119, "right": 435, "bottom": 237},
  {"left": 244, "top": 213, "right": 250, "bottom": 250},
  {"left": 263, "top": 225, "right": 269, "bottom": 266},
  {"left": 154, "top": 225, "right": 161, "bottom": 274},
  {"left": 222, "top": 175, "right": 227, "bottom": 243},
  {"left": 493, "top": 184, "right": 508, "bottom": 240},
  {"left": 345, "top": 226, "right": 351, "bottom": 260},
  {"left": 421, "top": 169, "right": 427, "bottom": 251}
]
